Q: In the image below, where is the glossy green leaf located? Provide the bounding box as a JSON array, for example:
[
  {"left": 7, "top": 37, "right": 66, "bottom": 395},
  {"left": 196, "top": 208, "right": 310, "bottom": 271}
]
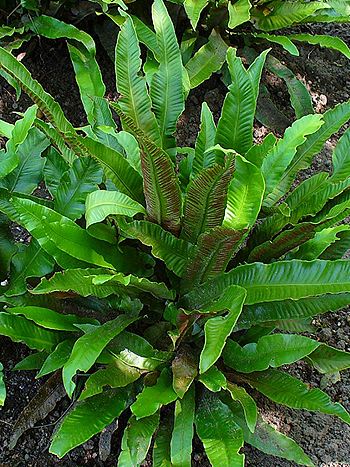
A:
[
  {"left": 5, "top": 239, "right": 54, "bottom": 297},
  {"left": 216, "top": 48, "right": 268, "bottom": 154},
  {"left": 198, "top": 366, "right": 227, "bottom": 392},
  {"left": 288, "top": 33, "right": 350, "bottom": 59},
  {"left": 37, "top": 339, "right": 75, "bottom": 378},
  {"left": 305, "top": 344, "right": 350, "bottom": 374},
  {"left": 192, "top": 102, "right": 216, "bottom": 177},
  {"left": 77, "top": 135, "right": 144, "bottom": 204},
  {"left": 237, "top": 293, "right": 350, "bottom": 330},
  {"left": 186, "top": 31, "right": 227, "bottom": 89},
  {"left": 50, "top": 387, "right": 131, "bottom": 458},
  {"left": 0, "top": 362, "right": 6, "bottom": 406},
  {"left": 150, "top": 0, "right": 184, "bottom": 152},
  {"left": 120, "top": 219, "right": 193, "bottom": 277},
  {"left": 0, "top": 312, "right": 62, "bottom": 351},
  {"left": 1, "top": 128, "right": 49, "bottom": 194},
  {"left": 195, "top": 390, "right": 244, "bottom": 467},
  {"left": 200, "top": 285, "right": 246, "bottom": 373},
  {"left": 272, "top": 100, "right": 350, "bottom": 206},
  {"left": 184, "top": 0, "right": 209, "bottom": 28},
  {"left": 80, "top": 358, "right": 141, "bottom": 400},
  {"left": 262, "top": 114, "right": 323, "bottom": 205},
  {"left": 242, "top": 369, "right": 350, "bottom": 425},
  {"left": 223, "top": 334, "right": 319, "bottom": 372},
  {"left": 6, "top": 306, "right": 98, "bottom": 332},
  {"left": 54, "top": 157, "right": 102, "bottom": 220},
  {"left": 251, "top": 2, "right": 326, "bottom": 31},
  {"left": 224, "top": 155, "right": 265, "bottom": 230},
  {"left": 123, "top": 413, "right": 160, "bottom": 465},
  {"left": 253, "top": 33, "right": 299, "bottom": 56},
  {"left": 171, "top": 384, "right": 195, "bottom": 467},
  {"left": 131, "top": 368, "right": 177, "bottom": 419},
  {"left": 226, "top": 382, "right": 257, "bottom": 433},
  {"left": 227, "top": 402, "right": 314, "bottom": 466},
  {"left": 228, "top": 0, "right": 252, "bottom": 29},
  {"left": 266, "top": 55, "right": 314, "bottom": 119},
  {"left": 85, "top": 190, "right": 146, "bottom": 227},
  {"left": 14, "top": 351, "right": 48, "bottom": 371},
  {"left": 153, "top": 414, "right": 172, "bottom": 467},
  {"left": 63, "top": 314, "right": 137, "bottom": 397},
  {"left": 182, "top": 259, "right": 350, "bottom": 308},
  {"left": 116, "top": 14, "right": 161, "bottom": 146}
]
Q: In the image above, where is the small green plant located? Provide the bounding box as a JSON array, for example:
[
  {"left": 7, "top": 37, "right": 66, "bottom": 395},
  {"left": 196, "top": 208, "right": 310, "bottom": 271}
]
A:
[{"left": 1, "top": 1, "right": 350, "bottom": 464}]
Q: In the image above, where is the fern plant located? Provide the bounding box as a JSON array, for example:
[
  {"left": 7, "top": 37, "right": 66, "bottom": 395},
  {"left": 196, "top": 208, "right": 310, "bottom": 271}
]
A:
[{"left": 1, "top": 1, "right": 350, "bottom": 464}]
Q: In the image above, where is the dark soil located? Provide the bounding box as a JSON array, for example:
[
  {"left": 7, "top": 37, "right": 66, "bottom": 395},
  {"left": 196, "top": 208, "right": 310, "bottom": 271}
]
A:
[{"left": 1, "top": 21, "right": 350, "bottom": 467}]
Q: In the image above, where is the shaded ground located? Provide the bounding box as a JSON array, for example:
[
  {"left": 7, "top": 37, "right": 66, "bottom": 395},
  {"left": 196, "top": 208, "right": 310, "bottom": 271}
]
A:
[{"left": 1, "top": 21, "right": 350, "bottom": 467}]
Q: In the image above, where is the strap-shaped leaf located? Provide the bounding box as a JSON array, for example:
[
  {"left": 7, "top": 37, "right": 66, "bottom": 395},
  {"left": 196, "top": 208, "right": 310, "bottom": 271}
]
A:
[
  {"left": 237, "top": 293, "right": 350, "bottom": 330},
  {"left": 182, "top": 161, "right": 234, "bottom": 243},
  {"left": 266, "top": 55, "right": 314, "bottom": 119},
  {"left": 216, "top": 48, "right": 268, "bottom": 154},
  {"left": 330, "top": 126, "right": 350, "bottom": 183},
  {"left": 183, "top": 227, "right": 244, "bottom": 288},
  {"left": 0, "top": 312, "right": 62, "bottom": 351},
  {"left": 192, "top": 102, "right": 217, "bottom": 177},
  {"left": 116, "top": 14, "right": 161, "bottom": 146},
  {"left": 288, "top": 33, "right": 350, "bottom": 59},
  {"left": 120, "top": 413, "right": 160, "bottom": 465},
  {"left": 198, "top": 366, "right": 227, "bottom": 392},
  {"left": 227, "top": 402, "right": 314, "bottom": 466},
  {"left": 252, "top": 33, "right": 299, "bottom": 56},
  {"left": 37, "top": 339, "right": 75, "bottom": 378},
  {"left": 111, "top": 103, "right": 182, "bottom": 234},
  {"left": 251, "top": 2, "right": 326, "bottom": 31},
  {"left": 63, "top": 314, "right": 137, "bottom": 397},
  {"left": 0, "top": 47, "right": 76, "bottom": 136},
  {"left": 195, "top": 390, "right": 244, "bottom": 467},
  {"left": 226, "top": 382, "right": 257, "bottom": 433},
  {"left": 271, "top": 100, "right": 350, "bottom": 206},
  {"left": 1, "top": 128, "right": 49, "bottom": 194},
  {"left": 120, "top": 219, "right": 193, "bottom": 277},
  {"left": 184, "top": 0, "right": 209, "bottom": 29},
  {"left": 152, "top": 415, "right": 172, "bottom": 467},
  {"left": 33, "top": 268, "right": 175, "bottom": 300},
  {"left": 247, "top": 222, "right": 318, "bottom": 263},
  {"left": 50, "top": 387, "right": 131, "bottom": 458},
  {"left": 80, "top": 358, "right": 141, "bottom": 400},
  {"left": 131, "top": 368, "right": 177, "bottom": 418},
  {"left": 181, "top": 259, "right": 350, "bottom": 309},
  {"left": 305, "top": 343, "right": 350, "bottom": 374},
  {"left": 5, "top": 239, "right": 54, "bottom": 297},
  {"left": 35, "top": 119, "right": 77, "bottom": 164},
  {"left": 150, "top": 0, "right": 184, "bottom": 152},
  {"left": 200, "top": 285, "right": 246, "bottom": 373},
  {"left": 54, "top": 157, "right": 102, "bottom": 220},
  {"left": 228, "top": 0, "right": 252, "bottom": 29},
  {"left": 107, "top": 331, "right": 171, "bottom": 371},
  {"left": 186, "top": 31, "right": 228, "bottom": 89},
  {"left": 85, "top": 190, "right": 145, "bottom": 228},
  {"left": 0, "top": 362, "right": 5, "bottom": 406},
  {"left": 77, "top": 135, "right": 145, "bottom": 204},
  {"left": 224, "top": 334, "right": 319, "bottom": 373},
  {"left": 224, "top": 155, "right": 265, "bottom": 230},
  {"left": 262, "top": 114, "right": 324, "bottom": 206},
  {"left": 6, "top": 306, "right": 97, "bottom": 332},
  {"left": 169, "top": 384, "right": 194, "bottom": 467},
  {"left": 241, "top": 369, "right": 350, "bottom": 425}
]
